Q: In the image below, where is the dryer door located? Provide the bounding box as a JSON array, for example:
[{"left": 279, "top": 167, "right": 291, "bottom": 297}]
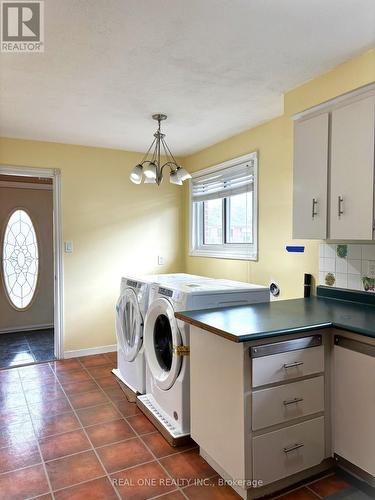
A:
[
  {"left": 116, "top": 288, "right": 143, "bottom": 362},
  {"left": 144, "top": 297, "right": 182, "bottom": 390}
]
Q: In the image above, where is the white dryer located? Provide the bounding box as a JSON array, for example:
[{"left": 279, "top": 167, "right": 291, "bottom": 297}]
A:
[
  {"left": 138, "top": 279, "right": 269, "bottom": 444},
  {"left": 113, "top": 274, "right": 211, "bottom": 397}
]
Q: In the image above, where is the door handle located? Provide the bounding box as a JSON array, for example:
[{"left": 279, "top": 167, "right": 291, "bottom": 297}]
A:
[
  {"left": 338, "top": 195, "right": 344, "bottom": 217},
  {"left": 283, "top": 361, "right": 304, "bottom": 369},
  {"left": 283, "top": 443, "right": 304, "bottom": 454},
  {"left": 283, "top": 397, "right": 304, "bottom": 406},
  {"left": 312, "top": 198, "right": 318, "bottom": 218}
]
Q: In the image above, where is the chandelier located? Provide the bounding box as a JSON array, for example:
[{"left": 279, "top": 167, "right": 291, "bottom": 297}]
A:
[{"left": 129, "top": 114, "right": 191, "bottom": 186}]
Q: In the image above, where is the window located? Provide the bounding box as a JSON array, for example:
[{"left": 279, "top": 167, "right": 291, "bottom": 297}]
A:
[
  {"left": 2, "top": 209, "right": 39, "bottom": 309},
  {"left": 189, "top": 152, "right": 257, "bottom": 260}
]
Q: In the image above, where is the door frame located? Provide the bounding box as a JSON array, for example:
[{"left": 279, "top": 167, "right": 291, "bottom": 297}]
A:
[{"left": 0, "top": 164, "right": 64, "bottom": 359}]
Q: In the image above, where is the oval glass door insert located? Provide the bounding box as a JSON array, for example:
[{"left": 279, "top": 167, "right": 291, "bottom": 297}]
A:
[{"left": 2, "top": 209, "right": 39, "bottom": 309}]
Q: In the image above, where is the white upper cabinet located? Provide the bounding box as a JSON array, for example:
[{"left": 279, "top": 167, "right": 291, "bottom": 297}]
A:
[
  {"left": 292, "top": 89, "right": 375, "bottom": 240},
  {"left": 330, "top": 96, "right": 375, "bottom": 240},
  {"left": 293, "top": 113, "right": 329, "bottom": 239}
]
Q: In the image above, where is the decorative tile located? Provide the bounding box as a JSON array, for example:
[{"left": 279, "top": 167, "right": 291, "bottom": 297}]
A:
[
  {"left": 336, "top": 244, "right": 348, "bottom": 259},
  {"left": 318, "top": 243, "right": 375, "bottom": 293},
  {"left": 325, "top": 273, "right": 336, "bottom": 287}
]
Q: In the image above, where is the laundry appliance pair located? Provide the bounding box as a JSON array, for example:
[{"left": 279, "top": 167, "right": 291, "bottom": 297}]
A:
[
  {"left": 113, "top": 274, "right": 208, "bottom": 397},
  {"left": 138, "top": 279, "right": 269, "bottom": 444}
]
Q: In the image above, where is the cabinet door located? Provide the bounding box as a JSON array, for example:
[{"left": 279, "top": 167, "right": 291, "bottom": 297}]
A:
[
  {"left": 333, "top": 340, "right": 375, "bottom": 476},
  {"left": 330, "top": 96, "right": 375, "bottom": 240},
  {"left": 293, "top": 113, "right": 329, "bottom": 239}
]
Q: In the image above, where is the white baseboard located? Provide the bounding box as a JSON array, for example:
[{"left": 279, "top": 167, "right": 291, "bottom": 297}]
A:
[
  {"left": 64, "top": 344, "right": 117, "bottom": 359},
  {"left": 0, "top": 324, "right": 53, "bottom": 334}
]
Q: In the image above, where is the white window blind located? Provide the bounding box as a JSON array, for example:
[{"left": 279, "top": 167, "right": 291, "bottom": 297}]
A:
[{"left": 191, "top": 159, "right": 255, "bottom": 202}]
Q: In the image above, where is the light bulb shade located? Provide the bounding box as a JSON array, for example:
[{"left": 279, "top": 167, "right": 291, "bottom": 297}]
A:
[
  {"left": 143, "top": 162, "right": 157, "bottom": 179},
  {"left": 130, "top": 164, "right": 143, "bottom": 184},
  {"left": 144, "top": 176, "right": 157, "bottom": 184},
  {"left": 177, "top": 167, "right": 192, "bottom": 181},
  {"left": 170, "top": 170, "right": 183, "bottom": 185}
]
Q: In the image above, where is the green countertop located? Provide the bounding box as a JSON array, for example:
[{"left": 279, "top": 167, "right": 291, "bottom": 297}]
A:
[{"left": 175, "top": 296, "right": 375, "bottom": 343}]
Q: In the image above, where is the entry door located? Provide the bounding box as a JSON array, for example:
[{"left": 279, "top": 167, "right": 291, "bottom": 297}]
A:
[{"left": 0, "top": 184, "right": 54, "bottom": 333}]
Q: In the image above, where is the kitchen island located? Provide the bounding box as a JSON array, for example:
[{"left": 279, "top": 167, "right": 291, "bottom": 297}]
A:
[{"left": 176, "top": 287, "right": 375, "bottom": 499}]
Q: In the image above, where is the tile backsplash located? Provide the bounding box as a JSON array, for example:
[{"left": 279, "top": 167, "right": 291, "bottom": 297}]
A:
[{"left": 319, "top": 244, "right": 375, "bottom": 292}]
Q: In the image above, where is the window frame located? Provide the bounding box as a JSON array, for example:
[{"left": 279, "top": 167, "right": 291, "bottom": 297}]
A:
[{"left": 189, "top": 152, "right": 258, "bottom": 261}]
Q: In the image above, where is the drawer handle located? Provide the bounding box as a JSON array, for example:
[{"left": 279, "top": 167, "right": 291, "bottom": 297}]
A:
[
  {"left": 283, "top": 443, "right": 304, "bottom": 454},
  {"left": 283, "top": 361, "right": 304, "bottom": 369},
  {"left": 283, "top": 397, "right": 304, "bottom": 406},
  {"left": 338, "top": 195, "right": 344, "bottom": 217},
  {"left": 312, "top": 198, "right": 318, "bottom": 218}
]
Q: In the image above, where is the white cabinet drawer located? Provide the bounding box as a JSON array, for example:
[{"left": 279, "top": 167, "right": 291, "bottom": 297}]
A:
[
  {"left": 252, "top": 376, "right": 324, "bottom": 430},
  {"left": 252, "top": 345, "right": 324, "bottom": 388},
  {"left": 253, "top": 417, "right": 325, "bottom": 486}
]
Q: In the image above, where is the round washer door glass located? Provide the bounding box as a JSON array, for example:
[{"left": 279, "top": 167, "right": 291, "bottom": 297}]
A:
[
  {"left": 115, "top": 288, "right": 143, "bottom": 362},
  {"left": 144, "top": 297, "right": 182, "bottom": 390}
]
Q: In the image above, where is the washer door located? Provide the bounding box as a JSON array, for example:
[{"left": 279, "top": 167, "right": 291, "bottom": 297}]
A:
[
  {"left": 144, "top": 297, "right": 182, "bottom": 390},
  {"left": 116, "top": 288, "right": 143, "bottom": 362}
]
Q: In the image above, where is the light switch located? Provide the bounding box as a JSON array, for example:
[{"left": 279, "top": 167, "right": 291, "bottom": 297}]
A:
[
  {"left": 64, "top": 241, "right": 73, "bottom": 253},
  {"left": 367, "top": 260, "right": 375, "bottom": 278},
  {"left": 158, "top": 256, "right": 164, "bottom": 265}
]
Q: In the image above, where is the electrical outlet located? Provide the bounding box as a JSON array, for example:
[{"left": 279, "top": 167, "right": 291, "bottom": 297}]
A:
[
  {"left": 157, "top": 256, "right": 164, "bottom": 266},
  {"left": 367, "top": 260, "right": 375, "bottom": 278}
]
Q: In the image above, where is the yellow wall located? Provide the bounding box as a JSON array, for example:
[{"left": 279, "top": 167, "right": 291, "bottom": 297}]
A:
[
  {"left": 183, "top": 48, "right": 375, "bottom": 299},
  {"left": 0, "top": 138, "right": 184, "bottom": 351}
]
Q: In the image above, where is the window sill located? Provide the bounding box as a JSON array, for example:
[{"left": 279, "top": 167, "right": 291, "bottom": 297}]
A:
[{"left": 189, "top": 247, "right": 258, "bottom": 261}]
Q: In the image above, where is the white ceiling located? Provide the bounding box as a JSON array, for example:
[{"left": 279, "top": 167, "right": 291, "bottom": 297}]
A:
[{"left": 0, "top": 0, "right": 374, "bottom": 156}]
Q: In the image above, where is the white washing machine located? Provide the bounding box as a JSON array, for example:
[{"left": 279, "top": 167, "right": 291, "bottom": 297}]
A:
[
  {"left": 112, "top": 274, "right": 213, "bottom": 396},
  {"left": 138, "top": 279, "right": 269, "bottom": 442}
]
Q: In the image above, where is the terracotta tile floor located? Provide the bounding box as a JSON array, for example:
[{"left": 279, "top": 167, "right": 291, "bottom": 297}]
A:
[{"left": 0, "top": 352, "right": 372, "bottom": 499}]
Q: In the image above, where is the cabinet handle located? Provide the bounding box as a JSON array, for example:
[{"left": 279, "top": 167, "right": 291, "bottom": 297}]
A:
[
  {"left": 283, "top": 443, "right": 304, "bottom": 454},
  {"left": 312, "top": 198, "right": 318, "bottom": 218},
  {"left": 338, "top": 195, "right": 344, "bottom": 217},
  {"left": 283, "top": 361, "right": 304, "bottom": 369},
  {"left": 283, "top": 397, "right": 304, "bottom": 406}
]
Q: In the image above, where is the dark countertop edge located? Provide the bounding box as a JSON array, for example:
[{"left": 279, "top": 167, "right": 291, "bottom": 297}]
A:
[
  {"left": 175, "top": 311, "right": 333, "bottom": 343},
  {"left": 175, "top": 300, "right": 375, "bottom": 342}
]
